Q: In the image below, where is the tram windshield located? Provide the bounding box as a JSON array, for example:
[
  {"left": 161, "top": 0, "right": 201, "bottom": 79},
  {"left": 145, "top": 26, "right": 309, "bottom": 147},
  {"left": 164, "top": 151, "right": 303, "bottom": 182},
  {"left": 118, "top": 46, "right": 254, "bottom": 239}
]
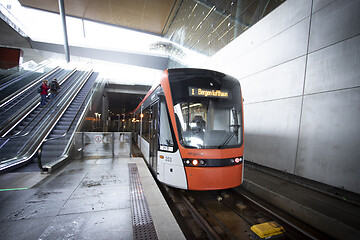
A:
[{"left": 169, "top": 69, "right": 243, "bottom": 149}]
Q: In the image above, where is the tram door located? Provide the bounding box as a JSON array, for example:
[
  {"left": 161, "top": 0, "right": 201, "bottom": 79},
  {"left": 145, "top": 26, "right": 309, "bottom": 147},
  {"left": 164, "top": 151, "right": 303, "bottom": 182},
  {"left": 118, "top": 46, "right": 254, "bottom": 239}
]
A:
[{"left": 149, "top": 101, "right": 159, "bottom": 173}]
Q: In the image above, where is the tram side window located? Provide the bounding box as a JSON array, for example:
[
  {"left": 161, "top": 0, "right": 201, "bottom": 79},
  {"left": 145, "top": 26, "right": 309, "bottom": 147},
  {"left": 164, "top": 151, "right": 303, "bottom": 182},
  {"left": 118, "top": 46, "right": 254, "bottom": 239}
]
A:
[
  {"left": 134, "top": 114, "right": 140, "bottom": 135},
  {"left": 142, "top": 108, "right": 151, "bottom": 142},
  {"left": 159, "top": 101, "right": 174, "bottom": 152}
]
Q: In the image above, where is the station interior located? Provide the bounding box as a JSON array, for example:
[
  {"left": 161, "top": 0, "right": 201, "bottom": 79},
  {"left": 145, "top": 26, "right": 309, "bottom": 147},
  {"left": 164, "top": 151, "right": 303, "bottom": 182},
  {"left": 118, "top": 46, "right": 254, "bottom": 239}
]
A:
[{"left": 0, "top": 0, "right": 360, "bottom": 239}]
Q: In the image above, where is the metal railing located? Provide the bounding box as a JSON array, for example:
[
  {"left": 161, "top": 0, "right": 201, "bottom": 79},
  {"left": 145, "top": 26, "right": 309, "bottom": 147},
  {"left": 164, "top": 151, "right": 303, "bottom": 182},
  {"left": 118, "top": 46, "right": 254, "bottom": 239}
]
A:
[
  {"left": 0, "top": 2, "right": 28, "bottom": 38},
  {"left": 74, "top": 132, "right": 132, "bottom": 159}
]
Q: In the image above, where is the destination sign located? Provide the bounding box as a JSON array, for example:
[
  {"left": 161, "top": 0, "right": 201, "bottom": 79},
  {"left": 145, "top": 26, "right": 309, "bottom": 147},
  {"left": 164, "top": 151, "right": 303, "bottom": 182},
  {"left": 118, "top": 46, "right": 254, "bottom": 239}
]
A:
[{"left": 189, "top": 87, "right": 230, "bottom": 98}]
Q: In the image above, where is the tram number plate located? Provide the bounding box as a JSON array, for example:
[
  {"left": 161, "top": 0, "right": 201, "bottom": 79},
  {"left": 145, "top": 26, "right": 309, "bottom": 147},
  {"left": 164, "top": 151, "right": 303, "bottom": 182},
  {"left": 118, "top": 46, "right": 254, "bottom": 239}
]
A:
[{"left": 160, "top": 145, "right": 173, "bottom": 151}]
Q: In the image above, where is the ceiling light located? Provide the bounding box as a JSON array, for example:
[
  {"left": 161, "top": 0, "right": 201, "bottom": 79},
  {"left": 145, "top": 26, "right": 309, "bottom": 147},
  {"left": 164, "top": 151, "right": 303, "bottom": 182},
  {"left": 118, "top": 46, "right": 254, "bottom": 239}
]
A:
[
  {"left": 218, "top": 26, "right": 234, "bottom": 41},
  {"left": 195, "top": 6, "right": 215, "bottom": 32},
  {"left": 210, "top": 14, "right": 231, "bottom": 35}
]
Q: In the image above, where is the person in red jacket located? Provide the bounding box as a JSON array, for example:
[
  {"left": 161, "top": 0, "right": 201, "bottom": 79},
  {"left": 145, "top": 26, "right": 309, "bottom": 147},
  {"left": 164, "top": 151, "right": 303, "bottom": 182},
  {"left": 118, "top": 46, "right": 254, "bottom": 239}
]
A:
[{"left": 40, "top": 79, "right": 50, "bottom": 106}]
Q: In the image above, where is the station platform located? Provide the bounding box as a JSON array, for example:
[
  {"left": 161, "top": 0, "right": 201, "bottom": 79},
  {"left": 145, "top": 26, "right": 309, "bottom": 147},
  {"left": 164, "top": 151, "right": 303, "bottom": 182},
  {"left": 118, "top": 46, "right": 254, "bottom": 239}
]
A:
[
  {"left": 1, "top": 133, "right": 359, "bottom": 240},
  {"left": 0, "top": 155, "right": 185, "bottom": 240}
]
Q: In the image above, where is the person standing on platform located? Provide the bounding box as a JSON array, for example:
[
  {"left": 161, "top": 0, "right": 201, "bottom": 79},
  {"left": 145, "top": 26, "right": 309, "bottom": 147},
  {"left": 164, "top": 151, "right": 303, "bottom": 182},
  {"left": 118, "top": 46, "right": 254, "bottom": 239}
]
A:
[
  {"left": 40, "top": 79, "right": 50, "bottom": 106},
  {"left": 49, "top": 78, "right": 60, "bottom": 99}
]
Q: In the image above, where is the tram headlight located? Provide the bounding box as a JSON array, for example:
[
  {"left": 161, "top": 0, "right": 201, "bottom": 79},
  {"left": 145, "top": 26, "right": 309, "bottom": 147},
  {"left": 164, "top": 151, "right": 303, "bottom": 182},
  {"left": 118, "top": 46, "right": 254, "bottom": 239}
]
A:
[
  {"left": 231, "top": 157, "right": 242, "bottom": 164},
  {"left": 184, "top": 159, "right": 206, "bottom": 166},
  {"left": 234, "top": 157, "right": 243, "bottom": 164}
]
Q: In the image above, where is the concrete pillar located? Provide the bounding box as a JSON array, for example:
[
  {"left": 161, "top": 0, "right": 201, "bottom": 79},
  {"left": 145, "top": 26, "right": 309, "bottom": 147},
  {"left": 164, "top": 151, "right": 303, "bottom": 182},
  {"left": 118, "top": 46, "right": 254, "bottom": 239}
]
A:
[{"left": 58, "top": 0, "right": 70, "bottom": 62}]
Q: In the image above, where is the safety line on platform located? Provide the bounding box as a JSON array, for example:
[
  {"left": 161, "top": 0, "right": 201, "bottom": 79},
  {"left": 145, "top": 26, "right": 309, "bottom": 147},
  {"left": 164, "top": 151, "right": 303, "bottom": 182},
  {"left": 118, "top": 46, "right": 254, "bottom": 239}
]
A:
[
  {"left": 129, "top": 163, "right": 158, "bottom": 240},
  {"left": 0, "top": 187, "right": 29, "bottom": 191}
]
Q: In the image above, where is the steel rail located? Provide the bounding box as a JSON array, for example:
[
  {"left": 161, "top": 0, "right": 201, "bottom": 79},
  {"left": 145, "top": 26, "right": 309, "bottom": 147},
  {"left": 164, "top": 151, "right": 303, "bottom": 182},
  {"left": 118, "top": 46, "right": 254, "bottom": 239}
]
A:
[
  {"left": 231, "top": 188, "right": 326, "bottom": 240},
  {"left": 180, "top": 193, "right": 222, "bottom": 240},
  {"left": 195, "top": 200, "right": 240, "bottom": 240}
]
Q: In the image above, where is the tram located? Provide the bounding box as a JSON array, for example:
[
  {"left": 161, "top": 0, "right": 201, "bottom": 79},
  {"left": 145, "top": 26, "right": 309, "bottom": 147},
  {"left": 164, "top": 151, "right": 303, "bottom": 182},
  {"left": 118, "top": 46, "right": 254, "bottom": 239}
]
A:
[{"left": 132, "top": 68, "right": 244, "bottom": 190}]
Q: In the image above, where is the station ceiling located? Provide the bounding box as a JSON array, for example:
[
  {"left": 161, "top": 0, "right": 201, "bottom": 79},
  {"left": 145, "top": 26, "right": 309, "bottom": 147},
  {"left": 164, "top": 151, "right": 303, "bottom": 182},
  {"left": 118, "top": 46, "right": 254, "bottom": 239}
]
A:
[
  {"left": 105, "top": 83, "right": 151, "bottom": 115},
  {"left": 15, "top": 0, "right": 285, "bottom": 115},
  {"left": 18, "top": 0, "right": 285, "bottom": 56},
  {"left": 18, "top": 0, "right": 177, "bottom": 36}
]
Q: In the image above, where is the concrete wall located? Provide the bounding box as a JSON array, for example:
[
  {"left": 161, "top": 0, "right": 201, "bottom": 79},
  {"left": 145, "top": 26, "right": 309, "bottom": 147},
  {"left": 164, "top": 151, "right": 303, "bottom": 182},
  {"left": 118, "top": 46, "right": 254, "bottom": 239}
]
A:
[{"left": 206, "top": 0, "right": 360, "bottom": 194}]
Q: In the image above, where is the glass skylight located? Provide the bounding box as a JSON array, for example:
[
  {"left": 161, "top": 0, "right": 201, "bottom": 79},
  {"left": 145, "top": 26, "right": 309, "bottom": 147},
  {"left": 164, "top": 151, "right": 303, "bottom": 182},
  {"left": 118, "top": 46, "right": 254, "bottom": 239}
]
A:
[{"left": 1, "top": 0, "right": 208, "bottom": 66}]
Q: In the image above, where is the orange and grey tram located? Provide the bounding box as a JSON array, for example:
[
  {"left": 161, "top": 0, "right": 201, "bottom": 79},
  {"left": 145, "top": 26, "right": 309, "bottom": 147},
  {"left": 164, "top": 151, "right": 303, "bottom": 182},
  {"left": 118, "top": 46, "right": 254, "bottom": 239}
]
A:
[{"left": 132, "top": 68, "right": 244, "bottom": 190}]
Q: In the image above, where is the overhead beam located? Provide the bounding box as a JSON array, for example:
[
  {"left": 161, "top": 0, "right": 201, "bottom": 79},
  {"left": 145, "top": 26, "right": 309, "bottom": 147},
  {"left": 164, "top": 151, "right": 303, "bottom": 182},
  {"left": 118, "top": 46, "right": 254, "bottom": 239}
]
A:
[
  {"left": 105, "top": 88, "right": 148, "bottom": 95},
  {"left": 29, "top": 40, "right": 169, "bottom": 70}
]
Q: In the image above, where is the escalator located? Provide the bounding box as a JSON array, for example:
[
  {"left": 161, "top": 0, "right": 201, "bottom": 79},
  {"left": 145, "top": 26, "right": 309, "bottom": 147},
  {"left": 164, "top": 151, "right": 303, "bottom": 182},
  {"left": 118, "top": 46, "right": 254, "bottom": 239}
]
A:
[
  {"left": 0, "top": 60, "right": 56, "bottom": 102},
  {"left": 5, "top": 68, "right": 77, "bottom": 137},
  {"left": 0, "top": 66, "right": 74, "bottom": 136},
  {"left": 0, "top": 65, "right": 96, "bottom": 172},
  {"left": 39, "top": 72, "right": 100, "bottom": 172}
]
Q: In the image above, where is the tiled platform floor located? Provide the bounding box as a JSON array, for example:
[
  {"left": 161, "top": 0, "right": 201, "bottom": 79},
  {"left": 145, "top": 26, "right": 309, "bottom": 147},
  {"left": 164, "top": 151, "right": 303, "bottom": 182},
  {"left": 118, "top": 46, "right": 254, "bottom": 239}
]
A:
[{"left": 0, "top": 156, "right": 185, "bottom": 240}]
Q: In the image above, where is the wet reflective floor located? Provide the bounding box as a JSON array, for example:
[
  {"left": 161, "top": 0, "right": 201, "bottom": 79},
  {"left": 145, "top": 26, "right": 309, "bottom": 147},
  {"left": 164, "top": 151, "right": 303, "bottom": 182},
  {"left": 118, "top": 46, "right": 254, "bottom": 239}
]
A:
[
  {"left": 0, "top": 157, "right": 133, "bottom": 240},
  {"left": 0, "top": 154, "right": 184, "bottom": 240},
  {"left": 0, "top": 162, "right": 47, "bottom": 190}
]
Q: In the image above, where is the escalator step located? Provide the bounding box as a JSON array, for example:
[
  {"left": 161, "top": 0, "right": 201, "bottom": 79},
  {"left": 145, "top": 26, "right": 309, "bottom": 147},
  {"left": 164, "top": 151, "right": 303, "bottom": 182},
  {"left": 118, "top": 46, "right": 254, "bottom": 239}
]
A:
[{"left": 55, "top": 125, "right": 68, "bottom": 130}]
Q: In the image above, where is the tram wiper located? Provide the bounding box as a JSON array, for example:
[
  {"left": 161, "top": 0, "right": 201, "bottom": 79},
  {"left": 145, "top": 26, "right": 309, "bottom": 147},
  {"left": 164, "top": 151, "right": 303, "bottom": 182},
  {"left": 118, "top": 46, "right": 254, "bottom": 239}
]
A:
[{"left": 218, "top": 124, "right": 240, "bottom": 149}]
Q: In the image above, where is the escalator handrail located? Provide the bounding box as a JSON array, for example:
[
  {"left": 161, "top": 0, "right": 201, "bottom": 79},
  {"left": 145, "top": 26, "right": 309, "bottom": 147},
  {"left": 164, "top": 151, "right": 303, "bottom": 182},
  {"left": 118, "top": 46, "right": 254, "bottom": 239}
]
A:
[
  {"left": 0, "top": 59, "right": 50, "bottom": 87},
  {"left": 0, "top": 66, "right": 60, "bottom": 108},
  {"left": 0, "top": 59, "right": 54, "bottom": 90},
  {"left": 0, "top": 68, "right": 75, "bottom": 137},
  {"left": 44, "top": 76, "right": 100, "bottom": 143},
  {"left": 0, "top": 68, "right": 93, "bottom": 170},
  {"left": 59, "top": 76, "right": 105, "bottom": 161},
  {"left": 1, "top": 68, "right": 78, "bottom": 138},
  {"left": 18, "top": 68, "right": 94, "bottom": 154},
  {"left": 39, "top": 75, "right": 101, "bottom": 169},
  {"left": 1, "top": 67, "right": 71, "bottom": 118}
]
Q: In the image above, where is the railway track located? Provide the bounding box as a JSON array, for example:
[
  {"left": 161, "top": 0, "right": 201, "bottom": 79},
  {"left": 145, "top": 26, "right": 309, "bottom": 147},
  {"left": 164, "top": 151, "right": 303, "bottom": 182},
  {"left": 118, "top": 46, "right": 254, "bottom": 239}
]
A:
[{"left": 161, "top": 185, "right": 331, "bottom": 240}]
